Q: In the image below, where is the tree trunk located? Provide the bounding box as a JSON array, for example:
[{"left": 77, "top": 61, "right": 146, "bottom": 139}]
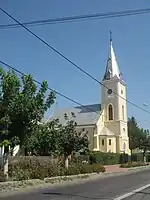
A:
[
  {"left": 3, "top": 152, "right": 9, "bottom": 180},
  {"left": 25, "top": 148, "right": 28, "bottom": 156},
  {"left": 143, "top": 151, "right": 146, "bottom": 163},
  {"left": 51, "top": 154, "right": 54, "bottom": 165},
  {"left": 65, "top": 156, "right": 69, "bottom": 169},
  {"left": 131, "top": 149, "right": 133, "bottom": 162}
]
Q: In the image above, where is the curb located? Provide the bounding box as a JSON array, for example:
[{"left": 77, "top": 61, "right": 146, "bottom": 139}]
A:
[
  {"left": 119, "top": 165, "right": 150, "bottom": 172},
  {"left": 128, "top": 165, "right": 150, "bottom": 170},
  {"left": 104, "top": 165, "right": 150, "bottom": 176},
  {"left": 44, "top": 172, "right": 97, "bottom": 182},
  {"left": 0, "top": 173, "right": 99, "bottom": 193},
  {"left": 0, "top": 179, "right": 44, "bottom": 193}
]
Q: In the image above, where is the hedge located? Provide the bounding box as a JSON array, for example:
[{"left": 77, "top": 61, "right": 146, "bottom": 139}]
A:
[
  {"left": 87, "top": 152, "right": 130, "bottom": 165},
  {"left": 0, "top": 169, "right": 6, "bottom": 182},
  {"left": 131, "top": 153, "right": 150, "bottom": 162},
  {"left": 120, "top": 161, "right": 149, "bottom": 168},
  {"left": 72, "top": 152, "right": 150, "bottom": 166},
  {"left": 0, "top": 159, "right": 105, "bottom": 182},
  {"left": 77, "top": 152, "right": 150, "bottom": 165}
]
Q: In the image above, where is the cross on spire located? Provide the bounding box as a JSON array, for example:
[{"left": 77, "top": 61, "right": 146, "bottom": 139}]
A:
[{"left": 109, "top": 30, "right": 112, "bottom": 42}]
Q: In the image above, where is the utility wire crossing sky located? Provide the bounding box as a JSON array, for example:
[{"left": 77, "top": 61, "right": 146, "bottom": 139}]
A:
[
  {"left": 0, "top": 7, "right": 150, "bottom": 115},
  {"left": 1, "top": 7, "right": 150, "bottom": 29}
]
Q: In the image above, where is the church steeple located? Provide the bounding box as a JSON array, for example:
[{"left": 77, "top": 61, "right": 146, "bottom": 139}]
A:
[{"left": 103, "top": 31, "right": 122, "bottom": 81}]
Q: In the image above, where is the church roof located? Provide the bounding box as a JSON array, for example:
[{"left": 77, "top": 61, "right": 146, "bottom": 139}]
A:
[
  {"left": 100, "top": 127, "right": 115, "bottom": 136},
  {"left": 49, "top": 104, "right": 101, "bottom": 126},
  {"left": 103, "top": 36, "right": 122, "bottom": 81}
]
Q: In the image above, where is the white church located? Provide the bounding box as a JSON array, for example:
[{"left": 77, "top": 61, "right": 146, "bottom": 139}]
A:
[{"left": 50, "top": 36, "right": 130, "bottom": 155}]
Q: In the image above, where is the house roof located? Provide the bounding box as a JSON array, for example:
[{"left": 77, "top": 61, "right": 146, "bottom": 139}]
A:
[
  {"left": 100, "top": 127, "right": 115, "bottom": 136},
  {"left": 49, "top": 104, "right": 101, "bottom": 126}
]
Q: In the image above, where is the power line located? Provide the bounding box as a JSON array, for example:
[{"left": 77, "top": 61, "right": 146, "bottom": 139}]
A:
[
  {"left": 0, "top": 8, "right": 150, "bottom": 29},
  {"left": 1, "top": 7, "right": 150, "bottom": 115}
]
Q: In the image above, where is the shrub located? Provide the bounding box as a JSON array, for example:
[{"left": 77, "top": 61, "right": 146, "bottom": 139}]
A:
[
  {"left": 130, "top": 153, "right": 150, "bottom": 162},
  {"left": 88, "top": 152, "right": 121, "bottom": 165},
  {"left": 91, "top": 164, "right": 106, "bottom": 173},
  {"left": 131, "top": 153, "right": 144, "bottom": 162},
  {"left": 66, "top": 163, "right": 105, "bottom": 174},
  {"left": 120, "top": 154, "right": 129, "bottom": 164},
  {"left": 146, "top": 154, "right": 150, "bottom": 162},
  {"left": 89, "top": 153, "right": 96, "bottom": 164},
  {"left": 8, "top": 159, "right": 105, "bottom": 181},
  {"left": 72, "top": 154, "right": 89, "bottom": 164},
  {"left": 64, "top": 165, "right": 81, "bottom": 175},
  {"left": 120, "top": 161, "right": 149, "bottom": 168},
  {"left": 0, "top": 169, "right": 6, "bottom": 182},
  {"left": 9, "top": 159, "right": 49, "bottom": 180}
]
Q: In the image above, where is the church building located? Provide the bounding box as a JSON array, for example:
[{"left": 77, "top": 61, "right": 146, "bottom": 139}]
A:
[{"left": 50, "top": 36, "right": 130, "bottom": 155}]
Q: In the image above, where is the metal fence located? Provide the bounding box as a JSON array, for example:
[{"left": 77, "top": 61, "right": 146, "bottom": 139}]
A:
[
  {"left": 0, "top": 156, "right": 60, "bottom": 168},
  {"left": 0, "top": 154, "right": 87, "bottom": 168}
]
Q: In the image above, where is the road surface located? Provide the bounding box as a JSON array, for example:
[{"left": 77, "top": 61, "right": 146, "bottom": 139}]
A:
[
  {"left": 123, "top": 187, "right": 150, "bottom": 200},
  {"left": 1, "top": 169, "right": 150, "bottom": 200}
]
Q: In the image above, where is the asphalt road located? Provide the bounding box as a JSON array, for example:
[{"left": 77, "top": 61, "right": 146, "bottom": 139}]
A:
[
  {"left": 1, "top": 169, "right": 150, "bottom": 200},
  {"left": 123, "top": 187, "right": 150, "bottom": 200}
]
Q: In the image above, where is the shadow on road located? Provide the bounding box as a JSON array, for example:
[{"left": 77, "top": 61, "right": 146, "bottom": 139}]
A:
[
  {"left": 137, "top": 191, "right": 150, "bottom": 195},
  {"left": 42, "top": 190, "right": 150, "bottom": 200},
  {"left": 43, "top": 192, "right": 113, "bottom": 199},
  {"left": 136, "top": 191, "right": 150, "bottom": 200}
]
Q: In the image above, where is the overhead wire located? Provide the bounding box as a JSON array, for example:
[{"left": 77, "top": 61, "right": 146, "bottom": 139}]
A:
[
  {"left": 0, "top": 7, "right": 150, "bottom": 114},
  {"left": 0, "top": 8, "right": 150, "bottom": 29}
]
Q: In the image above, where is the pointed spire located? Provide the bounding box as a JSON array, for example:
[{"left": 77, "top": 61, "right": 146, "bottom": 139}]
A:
[{"left": 103, "top": 32, "right": 122, "bottom": 81}]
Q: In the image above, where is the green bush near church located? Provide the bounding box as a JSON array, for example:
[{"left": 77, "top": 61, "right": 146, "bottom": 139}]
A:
[
  {"left": 131, "top": 153, "right": 150, "bottom": 162},
  {"left": 131, "top": 153, "right": 143, "bottom": 162},
  {"left": 120, "top": 162, "right": 149, "bottom": 168},
  {"left": 87, "top": 152, "right": 150, "bottom": 165},
  {"left": 87, "top": 152, "right": 129, "bottom": 165},
  {"left": 65, "top": 152, "right": 126, "bottom": 165},
  {"left": 89, "top": 152, "right": 120, "bottom": 165}
]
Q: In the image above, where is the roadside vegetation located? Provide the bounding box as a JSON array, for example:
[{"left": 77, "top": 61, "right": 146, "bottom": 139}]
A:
[{"left": 0, "top": 67, "right": 149, "bottom": 182}]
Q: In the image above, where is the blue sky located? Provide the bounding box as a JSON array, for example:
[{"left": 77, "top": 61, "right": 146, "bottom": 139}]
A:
[{"left": 0, "top": 0, "right": 150, "bottom": 128}]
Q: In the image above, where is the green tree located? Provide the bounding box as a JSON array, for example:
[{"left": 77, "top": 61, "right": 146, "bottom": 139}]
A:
[
  {"left": 138, "top": 129, "right": 150, "bottom": 163},
  {"left": 0, "top": 67, "right": 55, "bottom": 177},
  {"left": 26, "top": 113, "right": 89, "bottom": 168},
  {"left": 0, "top": 69, "right": 20, "bottom": 178},
  {"left": 26, "top": 119, "right": 59, "bottom": 156},
  {"left": 128, "top": 117, "right": 141, "bottom": 156},
  {"left": 56, "top": 113, "right": 89, "bottom": 168},
  {"left": 10, "top": 74, "right": 55, "bottom": 150}
]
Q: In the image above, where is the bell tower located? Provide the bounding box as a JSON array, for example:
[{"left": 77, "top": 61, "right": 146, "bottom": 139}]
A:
[{"left": 101, "top": 32, "right": 130, "bottom": 154}]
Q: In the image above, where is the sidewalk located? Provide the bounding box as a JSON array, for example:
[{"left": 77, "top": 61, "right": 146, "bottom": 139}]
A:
[{"left": 104, "top": 164, "right": 128, "bottom": 173}]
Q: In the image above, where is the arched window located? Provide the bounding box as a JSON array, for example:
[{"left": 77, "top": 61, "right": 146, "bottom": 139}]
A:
[
  {"left": 122, "top": 105, "right": 124, "bottom": 121},
  {"left": 108, "top": 104, "right": 113, "bottom": 120}
]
